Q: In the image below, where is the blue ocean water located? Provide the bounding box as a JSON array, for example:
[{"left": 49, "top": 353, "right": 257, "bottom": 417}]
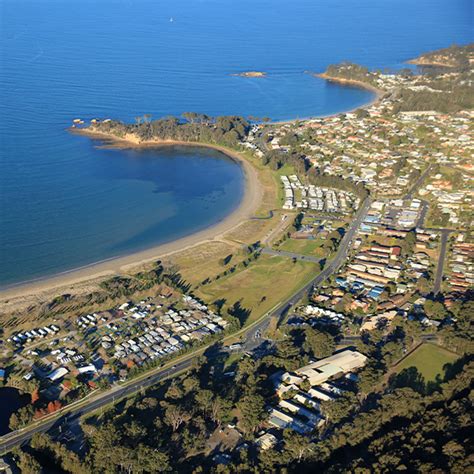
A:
[{"left": 0, "top": 0, "right": 472, "bottom": 286}]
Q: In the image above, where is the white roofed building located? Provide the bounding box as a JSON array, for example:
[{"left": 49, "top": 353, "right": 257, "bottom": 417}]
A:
[
  {"left": 48, "top": 367, "right": 69, "bottom": 382},
  {"left": 295, "top": 350, "right": 367, "bottom": 386}
]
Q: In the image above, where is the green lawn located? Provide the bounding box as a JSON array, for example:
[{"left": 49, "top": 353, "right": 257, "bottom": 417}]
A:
[
  {"left": 395, "top": 343, "right": 458, "bottom": 382},
  {"left": 195, "top": 254, "right": 318, "bottom": 325},
  {"left": 278, "top": 238, "right": 326, "bottom": 258},
  {"left": 223, "top": 352, "right": 243, "bottom": 368},
  {"left": 276, "top": 163, "right": 296, "bottom": 177}
]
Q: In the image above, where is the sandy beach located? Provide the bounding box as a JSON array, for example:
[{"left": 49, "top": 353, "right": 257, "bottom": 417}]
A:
[
  {"left": 0, "top": 134, "right": 263, "bottom": 302},
  {"left": 316, "top": 73, "right": 385, "bottom": 100},
  {"left": 0, "top": 75, "right": 378, "bottom": 305},
  {"left": 269, "top": 73, "right": 383, "bottom": 127}
]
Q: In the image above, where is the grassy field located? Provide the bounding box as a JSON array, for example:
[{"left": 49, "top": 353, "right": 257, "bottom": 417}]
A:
[
  {"left": 241, "top": 149, "right": 281, "bottom": 217},
  {"left": 166, "top": 240, "right": 242, "bottom": 288},
  {"left": 395, "top": 343, "right": 458, "bottom": 381},
  {"left": 277, "top": 238, "right": 326, "bottom": 258},
  {"left": 0, "top": 145, "right": 302, "bottom": 337},
  {"left": 165, "top": 147, "right": 285, "bottom": 288},
  {"left": 274, "top": 163, "right": 296, "bottom": 179},
  {"left": 195, "top": 254, "right": 318, "bottom": 325},
  {"left": 225, "top": 217, "right": 277, "bottom": 246}
]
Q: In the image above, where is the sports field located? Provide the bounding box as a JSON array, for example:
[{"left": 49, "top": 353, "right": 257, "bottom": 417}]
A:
[{"left": 395, "top": 343, "right": 458, "bottom": 381}]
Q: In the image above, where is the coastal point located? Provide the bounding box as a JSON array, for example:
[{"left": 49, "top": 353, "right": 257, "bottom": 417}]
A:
[{"left": 0, "top": 1, "right": 472, "bottom": 471}]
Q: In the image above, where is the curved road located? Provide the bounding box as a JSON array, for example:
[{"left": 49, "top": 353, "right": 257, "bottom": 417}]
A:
[
  {"left": 247, "top": 197, "right": 372, "bottom": 339},
  {"left": 251, "top": 210, "right": 274, "bottom": 220},
  {"left": 0, "top": 197, "right": 371, "bottom": 455}
]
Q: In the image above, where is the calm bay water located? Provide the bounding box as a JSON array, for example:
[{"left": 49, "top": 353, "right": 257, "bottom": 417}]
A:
[{"left": 0, "top": 0, "right": 472, "bottom": 287}]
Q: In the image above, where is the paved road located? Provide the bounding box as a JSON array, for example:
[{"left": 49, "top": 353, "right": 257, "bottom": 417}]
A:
[
  {"left": 249, "top": 197, "right": 372, "bottom": 337},
  {"left": 404, "top": 164, "right": 433, "bottom": 200},
  {"left": 262, "top": 214, "right": 292, "bottom": 246},
  {"left": 251, "top": 210, "right": 274, "bottom": 220},
  {"left": 0, "top": 197, "right": 371, "bottom": 455},
  {"left": 338, "top": 333, "right": 438, "bottom": 347},
  {"left": 433, "top": 229, "right": 452, "bottom": 295},
  {"left": 0, "top": 357, "right": 194, "bottom": 455},
  {"left": 415, "top": 200, "right": 429, "bottom": 228}
]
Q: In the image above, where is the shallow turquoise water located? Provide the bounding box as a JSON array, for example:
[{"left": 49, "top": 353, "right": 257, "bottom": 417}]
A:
[{"left": 0, "top": 0, "right": 472, "bottom": 286}]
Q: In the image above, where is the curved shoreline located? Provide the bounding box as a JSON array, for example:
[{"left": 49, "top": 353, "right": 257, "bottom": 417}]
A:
[
  {"left": 316, "top": 72, "right": 384, "bottom": 98},
  {"left": 269, "top": 73, "right": 382, "bottom": 125},
  {"left": 407, "top": 58, "right": 455, "bottom": 68},
  {"left": 0, "top": 74, "right": 382, "bottom": 300},
  {"left": 0, "top": 135, "right": 263, "bottom": 299}
]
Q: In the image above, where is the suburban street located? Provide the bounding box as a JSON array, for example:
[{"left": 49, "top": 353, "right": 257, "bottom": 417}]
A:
[
  {"left": 433, "top": 229, "right": 452, "bottom": 295},
  {"left": 404, "top": 164, "right": 433, "bottom": 200},
  {"left": 415, "top": 200, "right": 430, "bottom": 228},
  {"left": 338, "top": 333, "right": 438, "bottom": 347},
  {"left": 0, "top": 8, "right": 471, "bottom": 469},
  {"left": 0, "top": 197, "right": 372, "bottom": 454},
  {"left": 248, "top": 197, "right": 372, "bottom": 337}
]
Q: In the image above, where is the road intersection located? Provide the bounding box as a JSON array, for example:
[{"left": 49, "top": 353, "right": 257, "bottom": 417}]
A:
[{"left": 0, "top": 197, "right": 372, "bottom": 454}]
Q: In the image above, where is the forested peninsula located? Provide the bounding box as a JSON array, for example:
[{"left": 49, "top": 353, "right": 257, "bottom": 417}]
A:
[
  {"left": 74, "top": 113, "right": 370, "bottom": 201},
  {"left": 319, "top": 43, "right": 474, "bottom": 114}
]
